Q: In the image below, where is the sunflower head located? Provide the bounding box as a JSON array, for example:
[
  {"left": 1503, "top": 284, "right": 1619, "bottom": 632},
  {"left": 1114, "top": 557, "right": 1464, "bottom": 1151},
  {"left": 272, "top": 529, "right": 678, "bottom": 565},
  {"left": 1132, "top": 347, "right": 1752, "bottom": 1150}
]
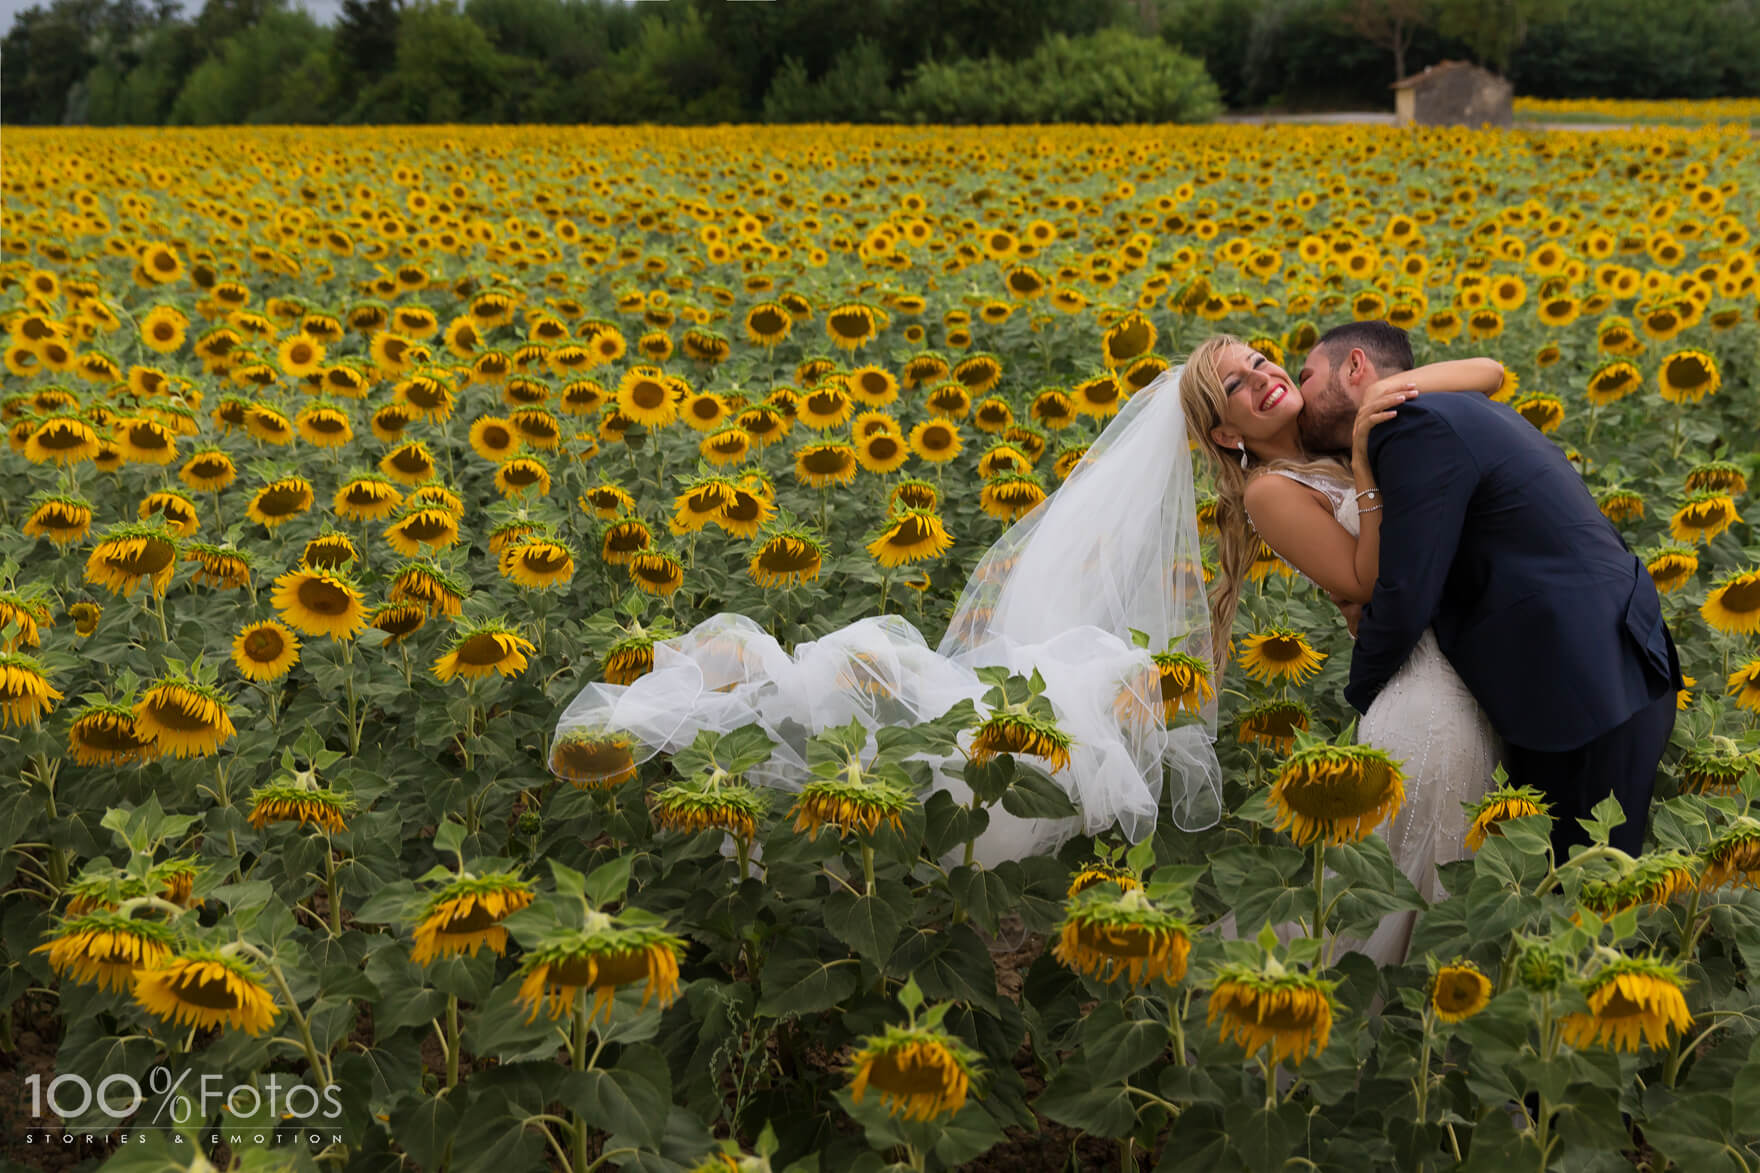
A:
[
  {"left": 133, "top": 948, "right": 280, "bottom": 1036},
  {"left": 969, "top": 710, "right": 1073, "bottom": 773},
  {"left": 652, "top": 772, "right": 768, "bottom": 842},
  {"left": 1429, "top": 960, "right": 1492, "bottom": 1023},
  {"left": 433, "top": 619, "right": 536, "bottom": 684},
  {"left": 1558, "top": 956, "right": 1692, "bottom": 1053},
  {"left": 1053, "top": 885, "right": 1192, "bottom": 987},
  {"left": 1208, "top": 960, "right": 1338, "bottom": 1066},
  {"left": 1702, "top": 569, "right": 1760, "bottom": 636},
  {"left": 551, "top": 729, "right": 640, "bottom": 789},
  {"left": 247, "top": 779, "right": 353, "bottom": 834},
  {"left": 846, "top": 1018, "right": 983, "bottom": 1123},
  {"left": 1702, "top": 819, "right": 1760, "bottom": 891},
  {"left": 410, "top": 872, "right": 535, "bottom": 965},
  {"left": 34, "top": 910, "right": 179, "bottom": 993},
  {"left": 1461, "top": 781, "right": 1551, "bottom": 851},
  {"left": 789, "top": 767, "right": 916, "bottom": 841},
  {"left": 1269, "top": 734, "right": 1405, "bottom": 847},
  {"left": 514, "top": 916, "right": 686, "bottom": 1025}
]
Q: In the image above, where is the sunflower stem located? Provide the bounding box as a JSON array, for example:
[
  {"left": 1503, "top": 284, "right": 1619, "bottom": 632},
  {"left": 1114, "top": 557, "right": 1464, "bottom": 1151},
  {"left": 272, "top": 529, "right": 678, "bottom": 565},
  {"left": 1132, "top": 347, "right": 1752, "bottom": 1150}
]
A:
[
  {"left": 445, "top": 993, "right": 460, "bottom": 1090},
  {"left": 572, "top": 993, "right": 591, "bottom": 1173},
  {"left": 1261, "top": 1056, "right": 1277, "bottom": 1112},
  {"left": 248, "top": 944, "right": 335, "bottom": 1088},
  {"left": 861, "top": 843, "right": 876, "bottom": 894},
  {"left": 1414, "top": 1005, "right": 1434, "bottom": 1124},
  {"left": 215, "top": 761, "right": 241, "bottom": 882},
  {"left": 1310, "top": 844, "right": 1326, "bottom": 947},
  {"left": 33, "top": 755, "right": 67, "bottom": 890},
  {"left": 324, "top": 837, "right": 342, "bottom": 937}
]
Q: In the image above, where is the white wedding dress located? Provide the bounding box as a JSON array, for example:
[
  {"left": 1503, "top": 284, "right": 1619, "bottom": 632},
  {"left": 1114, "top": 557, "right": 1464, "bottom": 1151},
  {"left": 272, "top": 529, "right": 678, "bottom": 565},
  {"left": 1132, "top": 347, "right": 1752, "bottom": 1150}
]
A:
[
  {"left": 552, "top": 370, "right": 1226, "bottom": 870},
  {"left": 1268, "top": 469, "right": 1501, "bottom": 965}
]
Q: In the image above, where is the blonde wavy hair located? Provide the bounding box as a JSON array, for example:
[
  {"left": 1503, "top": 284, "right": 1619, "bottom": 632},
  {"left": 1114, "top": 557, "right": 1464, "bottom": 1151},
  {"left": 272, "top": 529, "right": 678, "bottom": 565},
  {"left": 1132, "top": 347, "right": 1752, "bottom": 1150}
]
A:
[{"left": 1177, "top": 334, "right": 1351, "bottom": 677}]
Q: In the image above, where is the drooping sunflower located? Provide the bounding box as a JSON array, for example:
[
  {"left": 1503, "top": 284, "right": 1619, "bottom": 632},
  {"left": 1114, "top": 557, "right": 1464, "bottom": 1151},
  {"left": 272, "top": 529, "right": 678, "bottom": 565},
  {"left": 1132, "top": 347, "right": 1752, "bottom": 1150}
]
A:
[
  {"left": 749, "top": 528, "right": 826, "bottom": 589},
  {"left": 1725, "top": 659, "right": 1760, "bottom": 714},
  {"left": 1643, "top": 545, "right": 1699, "bottom": 594},
  {"left": 970, "top": 711, "right": 1073, "bottom": 773},
  {"left": 1237, "top": 628, "right": 1327, "bottom": 685},
  {"left": 579, "top": 483, "right": 636, "bottom": 519},
  {"left": 271, "top": 568, "right": 368, "bottom": 639},
  {"left": 231, "top": 620, "right": 301, "bottom": 682},
  {"left": 247, "top": 781, "right": 353, "bottom": 833},
  {"left": 1669, "top": 492, "right": 1741, "bottom": 544},
  {"left": 1148, "top": 651, "right": 1215, "bottom": 721},
  {"left": 652, "top": 774, "right": 768, "bottom": 842},
  {"left": 889, "top": 478, "right": 939, "bottom": 513},
  {"left": 1675, "top": 743, "right": 1760, "bottom": 795},
  {"left": 847, "top": 1022, "right": 983, "bottom": 1123},
  {"left": 85, "top": 523, "right": 179, "bottom": 598},
  {"left": 793, "top": 442, "right": 859, "bottom": 489},
  {"left": 1558, "top": 957, "right": 1692, "bottom": 1053},
  {"left": 743, "top": 302, "right": 793, "bottom": 346},
  {"left": 34, "top": 911, "right": 177, "bottom": 994},
  {"left": 1586, "top": 359, "right": 1643, "bottom": 406},
  {"left": 601, "top": 519, "right": 653, "bottom": 566},
  {"left": 433, "top": 620, "right": 536, "bottom": 683},
  {"left": 0, "top": 595, "right": 44, "bottom": 650},
  {"left": 380, "top": 439, "right": 438, "bottom": 486},
  {"left": 715, "top": 486, "right": 775, "bottom": 539},
  {"left": 796, "top": 384, "right": 854, "bottom": 431},
  {"left": 551, "top": 729, "right": 640, "bottom": 788},
  {"left": 515, "top": 916, "right": 686, "bottom": 1025},
  {"left": 0, "top": 653, "right": 62, "bottom": 729},
  {"left": 1208, "top": 963, "right": 1338, "bottom": 1066},
  {"left": 333, "top": 475, "right": 403, "bottom": 522},
  {"left": 300, "top": 533, "right": 358, "bottom": 571},
  {"left": 672, "top": 479, "right": 738, "bottom": 534},
  {"left": 628, "top": 550, "right": 686, "bottom": 597},
  {"left": 133, "top": 949, "right": 279, "bottom": 1036},
  {"left": 977, "top": 473, "right": 1047, "bottom": 522},
  {"left": 115, "top": 416, "right": 179, "bottom": 465},
  {"left": 1597, "top": 488, "right": 1645, "bottom": 524},
  {"left": 1512, "top": 392, "right": 1565, "bottom": 433},
  {"left": 1054, "top": 886, "right": 1192, "bottom": 987},
  {"left": 824, "top": 302, "right": 880, "bottom": 351},
  {"left": 1702, "top": 569, "right": 1760, "bottom": 635},
  {"left": 178, "top": 448, "right": 237, "bottom": 493},
  {"left": 24, "top": 415, "right": 99, "bottom": 466},
  {"left": 1684, "top": 460, "right": 1748, "bottom": 496},
  {"left": 867, "top": 509, "right": 953, "bottom": 567},
  {"left": 133, "top": 675, "right": 234, "bottom": 758},
  {"left": 384, "top": 507, "right": 462, "bottom": 558},
  {"left": 68, "top": 601, "right": 102, "bottom": 637},
  {"left": 1701, "top": 820, "right": 1760, "bottom": 891},
  {"left": 1269, "top": 739, "right": 1405, "bottom": 847},
  {"left": 499, "top": 539, "right": 575, "bottom": 590},
  {"left": 67, "top": 701, "right": 157, "bottom": 765},
  {"left": 409, "top": 873, "right": 536, "bottom": 965},
  {"left": 1071, "top": 374, "right": 1125, "bottom": 418},
  {"left": 245, "top": 476, "right": 315, "bottom": 530},
  {"left": 790, "top": 770, "right": 916, "bottom": 840},
  {"left": 1101, "top": 313, "right": 1157, "bottom": 367},
  {"left": 23, "top": 495, "right": 94, "bottom": 546},
  {"left": 1656, "top": 349, "right": 1720, "bottom": 403},
  {"left": 1464, "top": 783, "right": 1550, "bottom": 851},
  {"left": 1430, "top": 961, "right": 1492, "bottom": 1023}
]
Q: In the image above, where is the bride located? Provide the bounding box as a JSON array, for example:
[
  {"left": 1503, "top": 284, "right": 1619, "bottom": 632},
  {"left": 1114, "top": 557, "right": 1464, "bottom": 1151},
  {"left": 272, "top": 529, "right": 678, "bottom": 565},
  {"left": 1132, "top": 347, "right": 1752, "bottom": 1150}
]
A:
[
  {"left": 550, "top": 323, "right": 1499, "bottom": 965},
  {"left": 1177, "top": 323, "right": 1505, "bottom": 964}
]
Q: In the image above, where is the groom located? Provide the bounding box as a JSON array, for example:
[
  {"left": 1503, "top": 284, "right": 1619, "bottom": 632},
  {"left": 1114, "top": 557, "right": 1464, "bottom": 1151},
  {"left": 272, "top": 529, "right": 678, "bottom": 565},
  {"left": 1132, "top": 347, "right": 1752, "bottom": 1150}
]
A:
[{"left": 1297, "top": 321, "right": 1682, "bottom": 859}]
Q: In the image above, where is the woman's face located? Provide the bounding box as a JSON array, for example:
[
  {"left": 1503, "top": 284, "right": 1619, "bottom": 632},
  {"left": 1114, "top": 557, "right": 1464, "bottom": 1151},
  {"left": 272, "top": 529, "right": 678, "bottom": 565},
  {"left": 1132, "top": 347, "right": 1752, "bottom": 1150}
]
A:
[{"left": 1209, "top": 343, "right": 1305, "bottom": 453}]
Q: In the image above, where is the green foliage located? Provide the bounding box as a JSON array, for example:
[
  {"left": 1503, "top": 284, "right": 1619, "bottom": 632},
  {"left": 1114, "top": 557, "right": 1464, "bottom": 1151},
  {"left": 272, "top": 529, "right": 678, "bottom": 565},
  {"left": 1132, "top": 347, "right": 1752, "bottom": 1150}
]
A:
[
  {"left": 762, "top": 38, "right": 897, "bottom": 123},
  {"left": 166, "top": 7, "right": 333, "bottom": 124},
  {"left": 1433, "top": 0, "right": 1569, "bottom": 75},
  {"left": 896, "top": 28, "right": 1222, "bottom": 124}
]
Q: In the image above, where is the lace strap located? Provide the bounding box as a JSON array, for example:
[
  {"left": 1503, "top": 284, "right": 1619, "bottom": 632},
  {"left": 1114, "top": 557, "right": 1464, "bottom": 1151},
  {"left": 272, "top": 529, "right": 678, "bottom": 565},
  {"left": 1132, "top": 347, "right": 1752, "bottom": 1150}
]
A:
[{"left": 1264, "top": 468, "right": 1350, "bottom": 510}]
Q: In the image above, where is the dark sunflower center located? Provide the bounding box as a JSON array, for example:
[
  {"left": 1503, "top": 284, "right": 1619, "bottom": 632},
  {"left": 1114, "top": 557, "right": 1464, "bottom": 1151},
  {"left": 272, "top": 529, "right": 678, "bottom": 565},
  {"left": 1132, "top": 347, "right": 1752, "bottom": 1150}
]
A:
[
  {"left": 760, "top": 541, "right": 818, "bottom": 572},
  {"left": 553, "top": 739, "right": 633, "bottom": 779},
  {"left": 502, "top": 463, "right": 542, "bottom": 486},
  {"left": 127, "top": 424, "right": 170, "bottom": 450},
  {"left": 75, "top": 715, "right": 151, "bottom": 752},
  {"left": 296, "top": 577, "right": 352, "bottom": 615},
  {"left": 867, "top": 1047, "right": 953, "bottom": 1096},
  {"left": 143, "top": 690, "right": 215, "bottom": 732},
  {"left": 243, "top": 629, "right": 286, "bottom": 660},
  {"left": 549, "top": 949, "right": 649, "bottom": 989},
  {"left": 256, "top": 486, "right": 308, "bottom": 516},
  {"left": 438, "top": 900, "right": 502, "bottom": 933},
  {"left": 390, "top": 449, "right": 431, "bottom": 473},
  {"left": 521, "top": 547, "right": 568, "bottom": 573},
  {"left": 1665, "top": 357, "right": 1710, "bottom": 389},
  {"left": 749, "top": 308, "right": 787, "bottom": 334},
  {"left": 170, "top": 970, "right": 243, "bottom": 1010},
  {"left": 628, "top": 380, "right": 667, "bottom": 409},
  {"left": 802, "top": 448, "right": 852, "bottom": 474},
  {"left": 1721, "top": 579, "right": 1760, "bottom": 614},
  {"left": 110, "top": 538, "right": 176, "bottom": 575},
  {"left": 866, "top": 437, "right": 901, "bottom": 460}
]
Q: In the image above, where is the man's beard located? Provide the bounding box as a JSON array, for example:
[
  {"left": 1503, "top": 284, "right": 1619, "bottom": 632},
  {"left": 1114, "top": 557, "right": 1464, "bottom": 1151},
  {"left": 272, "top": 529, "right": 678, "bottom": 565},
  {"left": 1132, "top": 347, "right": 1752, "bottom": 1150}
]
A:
[{"left": 1297, "top": 372, "right": 1355, "bottom": 454}]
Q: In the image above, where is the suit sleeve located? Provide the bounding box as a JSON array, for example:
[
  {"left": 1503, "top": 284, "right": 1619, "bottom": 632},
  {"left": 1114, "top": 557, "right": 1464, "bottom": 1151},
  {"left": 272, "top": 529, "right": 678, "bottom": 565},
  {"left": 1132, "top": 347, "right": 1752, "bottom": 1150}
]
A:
[{"left": 1344, "top": 407, "right": 1480, "bottom": 714}]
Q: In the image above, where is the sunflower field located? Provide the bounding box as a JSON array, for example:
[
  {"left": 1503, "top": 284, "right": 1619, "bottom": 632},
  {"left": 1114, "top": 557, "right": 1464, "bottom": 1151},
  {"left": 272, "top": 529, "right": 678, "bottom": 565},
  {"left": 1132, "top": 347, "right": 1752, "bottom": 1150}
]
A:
[{"left": 3, "top": 119, "right": 1760, "bottom": 1173}]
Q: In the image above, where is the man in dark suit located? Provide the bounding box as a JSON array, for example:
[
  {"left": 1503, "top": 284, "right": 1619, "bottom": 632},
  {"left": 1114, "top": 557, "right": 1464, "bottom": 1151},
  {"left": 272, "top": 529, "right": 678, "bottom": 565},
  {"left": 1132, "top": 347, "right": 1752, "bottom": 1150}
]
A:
[{"left": 1297, "top": 321, "right": 1682, "bottom": 859}]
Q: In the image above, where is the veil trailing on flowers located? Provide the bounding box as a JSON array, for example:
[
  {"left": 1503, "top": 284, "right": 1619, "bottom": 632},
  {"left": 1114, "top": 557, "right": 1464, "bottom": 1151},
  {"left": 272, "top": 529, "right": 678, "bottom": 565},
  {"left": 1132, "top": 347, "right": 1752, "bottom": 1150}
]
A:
[{"left": 550, "top": 366, "right": 1223, "bottom": 866}]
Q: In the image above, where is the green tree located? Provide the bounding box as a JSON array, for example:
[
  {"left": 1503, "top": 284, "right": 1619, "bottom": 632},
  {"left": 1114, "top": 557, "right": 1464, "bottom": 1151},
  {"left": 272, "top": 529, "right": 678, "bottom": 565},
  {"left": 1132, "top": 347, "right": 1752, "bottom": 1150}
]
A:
[
  {"left": 762, "top": 37, "right": 895, "bottom": 122},
  {"left": 167, "top": 5, "right": 332, "bottom": 122},
  {"left": 1431, "top": 0, "right": 1567, "bottom": 74},
  {"left": 2, "top": 0, "right": 110, "bottom": 123}
]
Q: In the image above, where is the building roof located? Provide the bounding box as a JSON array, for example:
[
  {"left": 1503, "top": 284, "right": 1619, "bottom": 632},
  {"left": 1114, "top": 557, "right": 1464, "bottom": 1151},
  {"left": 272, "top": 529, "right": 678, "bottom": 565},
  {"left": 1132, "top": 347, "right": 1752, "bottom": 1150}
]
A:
[{"left": 1390, "top": 60, "right": 1493, "bottom": 90}]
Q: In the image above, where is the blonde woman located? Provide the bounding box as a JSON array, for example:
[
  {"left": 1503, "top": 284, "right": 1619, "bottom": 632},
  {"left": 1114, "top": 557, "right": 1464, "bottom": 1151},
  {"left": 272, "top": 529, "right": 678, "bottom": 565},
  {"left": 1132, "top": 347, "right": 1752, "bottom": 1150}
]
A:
[{"left": 1179, "top": 323, "right": 1505, "bottom": 965}]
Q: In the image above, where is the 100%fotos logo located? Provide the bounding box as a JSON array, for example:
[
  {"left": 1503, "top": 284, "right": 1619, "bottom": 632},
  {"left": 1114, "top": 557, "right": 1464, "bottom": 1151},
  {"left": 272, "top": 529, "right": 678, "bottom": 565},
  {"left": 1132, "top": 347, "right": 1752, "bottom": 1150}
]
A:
[{"left": 26, "top": 1067, "right": 343, "bottom": 1125}]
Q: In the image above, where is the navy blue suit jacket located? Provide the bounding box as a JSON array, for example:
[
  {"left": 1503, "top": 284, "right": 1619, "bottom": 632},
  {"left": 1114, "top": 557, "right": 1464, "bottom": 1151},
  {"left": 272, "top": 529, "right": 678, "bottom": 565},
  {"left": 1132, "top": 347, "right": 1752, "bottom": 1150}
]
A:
[{"left": 1344, "top": 393, "right": 1682, "bottom": 752}]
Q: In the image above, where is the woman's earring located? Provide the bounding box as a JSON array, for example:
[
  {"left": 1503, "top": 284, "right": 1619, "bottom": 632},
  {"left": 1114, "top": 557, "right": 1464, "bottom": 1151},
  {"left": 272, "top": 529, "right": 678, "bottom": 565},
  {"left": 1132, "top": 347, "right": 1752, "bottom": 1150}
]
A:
[{"left": 1237, "top": 440, "right": 1249, "bottom": 470}]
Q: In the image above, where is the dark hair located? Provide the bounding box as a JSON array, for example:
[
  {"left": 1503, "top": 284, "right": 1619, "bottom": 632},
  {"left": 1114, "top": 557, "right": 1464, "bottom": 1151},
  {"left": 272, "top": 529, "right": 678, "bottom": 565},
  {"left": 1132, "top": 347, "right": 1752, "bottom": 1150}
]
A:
[{"left": 1314, "top": 320, "right": 1413, "bottom": 374}]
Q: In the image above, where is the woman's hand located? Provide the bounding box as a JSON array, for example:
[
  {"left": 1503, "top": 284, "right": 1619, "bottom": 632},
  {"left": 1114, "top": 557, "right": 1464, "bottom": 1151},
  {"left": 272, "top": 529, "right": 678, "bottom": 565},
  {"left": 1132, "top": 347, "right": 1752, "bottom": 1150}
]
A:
[
  {"left": 1330, "top": 593, "right": 1363, "bottom": 638},
  {"left": 1352, "top": 380, "right": 1416, "bottom": 461}
]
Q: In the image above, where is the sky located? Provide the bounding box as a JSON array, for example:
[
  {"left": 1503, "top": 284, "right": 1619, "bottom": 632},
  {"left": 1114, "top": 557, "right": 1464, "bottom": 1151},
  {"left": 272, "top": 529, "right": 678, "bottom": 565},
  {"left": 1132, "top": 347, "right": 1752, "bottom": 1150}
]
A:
[{"left": 0, "top": 0, "right": 346, "bottom": 34}]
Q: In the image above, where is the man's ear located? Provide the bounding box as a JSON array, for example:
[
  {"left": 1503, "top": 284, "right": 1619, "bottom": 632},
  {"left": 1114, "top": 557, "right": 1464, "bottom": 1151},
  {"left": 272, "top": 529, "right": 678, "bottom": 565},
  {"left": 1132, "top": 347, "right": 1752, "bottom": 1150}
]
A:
[{"left": 1347, "top": 347, "right": 1373, "bottom": 385}]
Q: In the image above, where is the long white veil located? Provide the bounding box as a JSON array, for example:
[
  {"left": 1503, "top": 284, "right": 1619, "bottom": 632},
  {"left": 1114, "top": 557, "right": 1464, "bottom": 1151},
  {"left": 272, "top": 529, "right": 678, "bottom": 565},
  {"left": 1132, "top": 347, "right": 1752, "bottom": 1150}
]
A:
[{"left": 550, "top": 366, "right": 1223, "bottom": 866}]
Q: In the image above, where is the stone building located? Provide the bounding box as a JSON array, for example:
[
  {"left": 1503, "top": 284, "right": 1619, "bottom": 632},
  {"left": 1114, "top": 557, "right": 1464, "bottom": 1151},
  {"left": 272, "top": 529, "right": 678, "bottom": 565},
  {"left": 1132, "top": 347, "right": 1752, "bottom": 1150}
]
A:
[{"left": 1391, "top": 60, "right": 1514, "bottom": 128}]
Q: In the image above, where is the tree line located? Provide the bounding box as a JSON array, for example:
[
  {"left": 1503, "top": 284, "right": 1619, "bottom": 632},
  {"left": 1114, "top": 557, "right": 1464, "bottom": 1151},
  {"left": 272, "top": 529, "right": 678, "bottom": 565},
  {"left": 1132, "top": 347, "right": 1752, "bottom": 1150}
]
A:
[{"left": 3, "top": 0, "right": 1756, "bottom": 127}]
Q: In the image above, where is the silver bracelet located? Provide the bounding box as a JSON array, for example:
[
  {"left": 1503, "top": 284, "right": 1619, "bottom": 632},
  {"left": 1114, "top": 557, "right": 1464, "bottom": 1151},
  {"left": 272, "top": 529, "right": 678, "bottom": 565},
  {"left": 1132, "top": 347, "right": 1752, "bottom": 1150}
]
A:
[
  {"left": 1358, "top": 504, "right": 1384, "bottom": 514},
  {"left": 1355, "top": 488, "right": 1382, "bottom": 501}
]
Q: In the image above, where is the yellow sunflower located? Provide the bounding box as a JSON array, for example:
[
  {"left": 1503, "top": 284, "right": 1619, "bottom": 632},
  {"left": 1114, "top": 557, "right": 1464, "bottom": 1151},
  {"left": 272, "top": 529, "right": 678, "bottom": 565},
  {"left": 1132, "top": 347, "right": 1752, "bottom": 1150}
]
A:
[
  {"left": 1269, "top": 739, "right": 1405, "bottom": 847},
  {"left": 271, "top": 569, "right": 367, "bottom": 639},
  {"left": 1237, "top": 628, "right": 1326, "bottom": 685},
  {"left": 231, "top": 620, "right": 301, "bottom": 682},
  {"left": 410, "top": 873, "right": 535, "bottom": 965},
  {"left": 1209, "top": 963, "right": 1338, "bottom": 1066},
  {"left": 1558, "top": 957, "right": 1692, "bottom": 1053},
  {"left": 433, "top": 621, "right": 536, "bottom": 683},
  {"left": 133, "top": 676, "right": 234, "bottom": 758},
  {"left": 133, "top": 950, "right": 279, "bottom": 1036}
]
